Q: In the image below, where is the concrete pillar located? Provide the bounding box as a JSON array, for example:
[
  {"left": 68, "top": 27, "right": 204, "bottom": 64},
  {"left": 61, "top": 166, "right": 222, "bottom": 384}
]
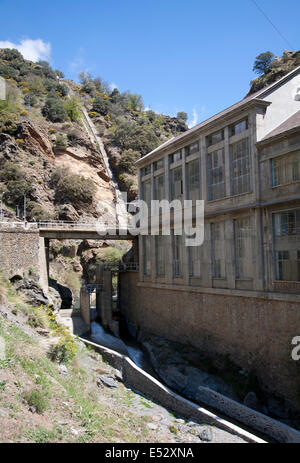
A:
[
  {"left": 200, "top": 135, "right": 207, "bottom": 201},
  {"left": 96, "top": 264, "right": 103, "bottom": 318},
  {"left": 225, "top": 217, "right": 236, "bottom": 289},
  {"left": 101, "top": 269, "right": 112, "bottom": 327},
  {"left": 224, "top": 126, "right": 231, "bottom": 197},
  {"left": 80, "top": 288, "right": 90, "bottom": 332},
  {"left": 253, "top": 208, "right": 264, "bottom": 291},
  {"left": 38, "top": 237, "right": 49, "bottom": 290}
]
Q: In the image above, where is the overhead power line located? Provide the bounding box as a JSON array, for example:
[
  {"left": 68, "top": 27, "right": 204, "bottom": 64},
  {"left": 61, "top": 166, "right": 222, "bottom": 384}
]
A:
[{"left": 250, "top": 0, "right": 294, "bottom": 50}]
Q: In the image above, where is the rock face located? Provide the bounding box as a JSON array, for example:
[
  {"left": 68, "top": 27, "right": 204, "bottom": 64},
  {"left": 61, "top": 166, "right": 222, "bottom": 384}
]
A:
[
  {"left": 16, "top": 121, "right": 54, "bottom": 159},
  {"left": 248, "top": 50, "right": 300, "bottom": 95},
  {"left": 13, "top": 278, "right": 49, "bottom": 306},
  {"left": 0, "top": 133, "right": 18, "bottom": 161},
  {"left": 142, "top": 335, "right": 238, "bottom": 402}
]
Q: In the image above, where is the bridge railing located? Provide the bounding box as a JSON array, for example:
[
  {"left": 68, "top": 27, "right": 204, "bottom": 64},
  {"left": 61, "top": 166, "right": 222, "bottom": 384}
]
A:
[{"left": 0, "top": 220, "right": 137, "bottom": 233}]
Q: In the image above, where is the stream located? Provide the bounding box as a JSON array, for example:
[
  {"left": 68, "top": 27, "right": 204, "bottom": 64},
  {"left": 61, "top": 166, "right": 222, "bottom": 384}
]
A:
[{"left": 90, "top": 321, "right": 150, "bottom": 371}]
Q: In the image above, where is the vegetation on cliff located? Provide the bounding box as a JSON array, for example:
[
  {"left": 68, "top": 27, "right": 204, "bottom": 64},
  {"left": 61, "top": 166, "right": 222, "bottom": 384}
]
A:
[
  {"left": 0, "top": 48, "right": 187, "bottom": 211},
  {"left": 248, "top": 49, "right": 300, "bottom": 95}
]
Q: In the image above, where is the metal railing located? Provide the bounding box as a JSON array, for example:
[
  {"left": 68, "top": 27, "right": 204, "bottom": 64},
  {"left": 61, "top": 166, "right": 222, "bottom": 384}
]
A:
[
  {"left": 82, "top": 283, "right": 103, "bottom": 293},
  {"left": 0, "top": 220, "right": 136, "bottom": 232},
  {"left": 124, "top": 262, "right": 139, "bottom": 271}
]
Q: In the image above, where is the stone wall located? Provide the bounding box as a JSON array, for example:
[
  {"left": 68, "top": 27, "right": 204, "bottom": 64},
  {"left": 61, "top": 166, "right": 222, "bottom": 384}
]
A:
[
  {"left": 0, "top": 227, "right": 40, "bottom": 280},
  {"left": 120, "top": 271, "right": 300, "bottom": 411}
]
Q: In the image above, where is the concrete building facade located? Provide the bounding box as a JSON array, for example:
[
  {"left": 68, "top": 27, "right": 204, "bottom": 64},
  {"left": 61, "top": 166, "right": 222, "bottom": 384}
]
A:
[{"left": 120, "top": 67, "right": 300, "bottom": 409}]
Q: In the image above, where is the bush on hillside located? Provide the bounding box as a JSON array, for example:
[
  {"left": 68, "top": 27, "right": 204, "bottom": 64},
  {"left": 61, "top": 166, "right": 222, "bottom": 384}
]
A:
[
  {"left": 92, "top": 94, "right": 109, "bottom": 116},
  {"left": 42, "top": 92, "right": 67, "bottom": 122},
  {"left": 51, "top": 167, "right": 96, "bottom": 206},
  {"left": 64, "top": 97, "right": 81, "bottom": 122},
  {"left": 0, "top": 162, "right": 32, "bottom": 206},
  {"left": 118, "top": 149, "right": 139, "bottom": 175},
  {"left": 24, "top": 389, "right": 49, "bottom": 414}
]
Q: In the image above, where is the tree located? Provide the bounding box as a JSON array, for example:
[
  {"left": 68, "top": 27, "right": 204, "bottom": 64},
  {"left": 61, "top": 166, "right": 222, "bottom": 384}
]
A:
[
  {"left": 55, "top": 70, "right": 64, "bottom": 79},
  {"left": 42, "top": 91, "right": 67, "bottom": 122},
  {"left": 127, "top": 93, "right": 144, "bottom": 112},
  {"left": 177, "top": 111, "right": 188, "bottom": 123},
  {"left": 64, "top": 97, "right": 81, "bottom": 122},
  {"left": 253, "top": 51, "right": 274, "bottom": 75},
  {"left": 51, "top": 167, "right": 96, "bottom": 206},
  {"left": 92, "top": 94, "right": 109, "bottom": 115}
]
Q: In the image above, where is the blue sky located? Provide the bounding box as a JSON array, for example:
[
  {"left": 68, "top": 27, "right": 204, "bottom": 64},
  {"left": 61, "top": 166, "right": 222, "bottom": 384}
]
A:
[{"left": 0, "top": 0, "right": 299, "bottom": 126}]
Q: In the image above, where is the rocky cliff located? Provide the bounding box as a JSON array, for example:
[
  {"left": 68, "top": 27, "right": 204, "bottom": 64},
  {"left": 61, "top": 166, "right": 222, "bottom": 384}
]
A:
[{"left": 247, "top": 49, "right": 300, "bottom": 95}]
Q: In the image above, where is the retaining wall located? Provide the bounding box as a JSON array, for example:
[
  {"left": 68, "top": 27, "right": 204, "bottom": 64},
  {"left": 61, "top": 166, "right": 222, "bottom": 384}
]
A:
[
  {"left": 120, "top": 271, "right": 300, "bottom": 412},
  {"left": 79, "top": 337, "right": 300, "bottom": 443}
]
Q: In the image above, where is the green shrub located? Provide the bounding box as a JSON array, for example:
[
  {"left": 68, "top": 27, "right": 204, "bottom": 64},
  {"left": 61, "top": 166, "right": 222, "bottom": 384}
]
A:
[
  {"left": 96, "top": 247, "right": 123, "bottom": 264},
  {"left": 0, "top": 162, "right": 32, "bottom": 207},
  {"left": 54, "top": 133, "right": 68, "bottom": 149},
  {"left": 118, "top": 149, "right": 139, "bottom": 175},
  {"left": 26, "top": 201, "right": 51, "bottom": 221},
  {"left": 51, "top": 167, "right": 96, "bottom": 206},
  {"left": 48, "top": 336, "right": 78, "bottom": 364},
  {"left": 92, "top": 94, "right": 109, "bottom": 116},
  {"left": 42, "top": 91, "right": 67, "bottom": 122},
  {"left": 64, "top": 97, "right": 81, "bottom": 122},
  {"left": 24, "top": 389, "right": 49, "bottom": 414}
]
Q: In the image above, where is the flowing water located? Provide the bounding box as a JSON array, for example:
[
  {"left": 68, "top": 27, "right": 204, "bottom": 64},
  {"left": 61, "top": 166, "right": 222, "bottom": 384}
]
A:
[{"left": 90, "top": 321, "right": 147, "bottom": 370}]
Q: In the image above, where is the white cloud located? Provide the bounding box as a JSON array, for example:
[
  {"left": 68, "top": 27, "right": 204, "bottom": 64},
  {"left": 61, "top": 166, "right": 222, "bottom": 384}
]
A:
[
  {"left": 188, "top": 108, "right": 198, "bottom": 128},
  {"left": 0, "top": 39, "right": 51, "bottom": 62},
  {"left": 110, "top": 82, "right": 117, "bottom": 90}
]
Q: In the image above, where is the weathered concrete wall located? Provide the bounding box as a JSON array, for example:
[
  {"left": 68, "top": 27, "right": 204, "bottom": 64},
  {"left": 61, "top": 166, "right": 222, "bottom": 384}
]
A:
[
  {"left": 0, "top": 227, "right": 42, "bottom": 280},
  {"left": 120, "top": 271, "right": 300, "bottom": 411},
  {"left": 80, "top": 288, "right": 90, "bottom": 331}
]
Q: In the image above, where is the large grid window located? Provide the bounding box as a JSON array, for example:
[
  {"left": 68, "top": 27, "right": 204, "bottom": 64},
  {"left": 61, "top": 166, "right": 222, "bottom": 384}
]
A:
[
  {"left": 273, "top": 209, "right": 300, "bottom": 236},
  {"left": 185, "top": 142, "right": 199, "bottom": 156},
  {"left": 172, "top": 232, "right": 182, "bottom": 276},
  {"left": 154, "top": 159, "right": 164, "bottom": 171},
  {"left": 186, "top": 160, "right": 200, "bottom": 202},
  {"left": 170, "top": 151, "right": 181, "bottom": 163},
  {"left": 275, "top": 251, "right": 300, "bottom": 281},
  {"left": 142, "top": 179, "right": 151, "bottom": 207},
  {"left": 207, "top": 149, "right": 225, "bottom": 200},
  {"left": 143, "top": 236, "right": 151, "bottom": 275},
  {"left": 207, "top": 130, "right": 224, "bottom": 147},
  {"left": 273, "top": 209, "right": 300, "bottom": 282},
  {"left": 155, "top": 235, "right": 165, "bottom": 276},
  {"left": 229, "top": 118, "right": 248, "bottom": 137},
  {"left": 170, "top": 166, "right": 183, "bottom": 201},
  {"left": 154, "top": 174, "right": 164, "bottom": 201},
  {"left": 271, "top": 152, "right": 300, "bottom": 186},
  {"left": 234, "top": 217, "right": 252, "bottom": 279},
  {"left": 230, "top": 139, "right": 251, "bottom": 195},
  {"left": 141, "top": 166, "right": 151, "bottom": 176},
  {"left": 211, "top": 222, "right": 225, "bottom": 278},
  {"left": 189, "top": 245, "right": 201, "bottom": 277}
]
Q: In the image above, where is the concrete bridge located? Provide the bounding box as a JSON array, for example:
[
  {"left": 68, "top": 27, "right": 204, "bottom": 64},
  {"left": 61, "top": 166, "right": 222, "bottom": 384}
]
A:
[{"left": 0, "top": 221, "right": 138, "bottom": 290}]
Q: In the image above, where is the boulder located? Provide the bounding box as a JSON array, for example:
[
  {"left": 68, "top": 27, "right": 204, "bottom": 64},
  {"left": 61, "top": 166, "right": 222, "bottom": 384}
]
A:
[
  {"left": 199, "top": 427, "right": 213, "bottom": 442},
  {"left": 97, "top": 375, "right": 118, "bottom": 388},
  {"left": 13, "top": 278, "right": 49, "bottom": 306},
  {"left": 57, "top": 204, "right": 79, "bottom": 222}
]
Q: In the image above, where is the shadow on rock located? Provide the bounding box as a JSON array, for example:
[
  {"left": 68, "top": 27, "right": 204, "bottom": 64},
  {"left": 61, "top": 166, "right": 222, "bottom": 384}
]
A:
[{"left": 49, "top": 278, "right": 73, "bottom": 309}]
